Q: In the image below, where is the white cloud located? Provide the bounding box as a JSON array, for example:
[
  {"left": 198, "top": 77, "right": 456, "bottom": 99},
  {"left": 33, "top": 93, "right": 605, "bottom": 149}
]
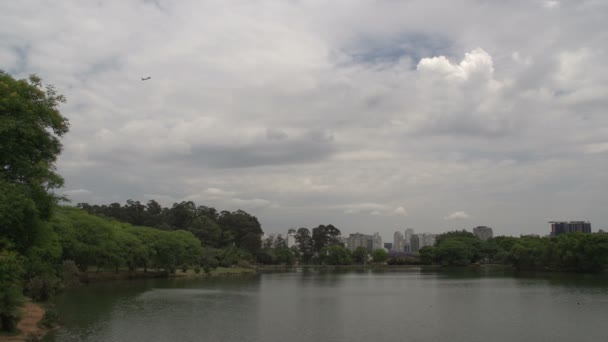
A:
[
  {"left": 444, "top": 211, "right": 471, "bottom": 220},
  {"left": 394, "top": 206, "right": 408, "bottom": 216},
  {"left": 583, "top": 142, "right": 608, "bottom": 154},
  {"left": 63, "top": 189, "right": 92, "bottom": 196}
]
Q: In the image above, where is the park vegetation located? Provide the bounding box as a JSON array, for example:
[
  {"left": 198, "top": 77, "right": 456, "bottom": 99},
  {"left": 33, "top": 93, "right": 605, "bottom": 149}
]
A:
[{"left": 418, "top": 230, "right": 608, "bottom": 272}]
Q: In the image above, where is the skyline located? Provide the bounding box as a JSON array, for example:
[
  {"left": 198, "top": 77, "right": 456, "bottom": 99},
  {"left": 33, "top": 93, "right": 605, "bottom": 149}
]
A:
[{"left": 1, "top": 1, "right": 607, "bottom": 237}]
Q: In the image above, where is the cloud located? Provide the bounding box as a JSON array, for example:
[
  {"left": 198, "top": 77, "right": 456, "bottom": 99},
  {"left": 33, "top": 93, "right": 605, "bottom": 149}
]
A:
[
  {"left": 444, "top": 211, "right": 471, "bottom": 220},
  {"left": 3, "top": 0, "right": 608, "bottom": 240},
  {"left": 583, "top": 142, "right": 608, "bottom": 154},
  {"left": 393, "top": 206, "right": 408, "bottom": 216},
  {"left": 63, "top": 189, "right": 92, "bottom": 196}
]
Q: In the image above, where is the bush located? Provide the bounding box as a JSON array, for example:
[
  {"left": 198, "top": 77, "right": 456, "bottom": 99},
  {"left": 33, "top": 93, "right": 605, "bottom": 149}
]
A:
[
  {"left": 0, "top": 251, "right": 24, "bottom": 332},
  {"left": 38, "top": 304, "right": 59, "bottom": 329},
  {"left": 194, "top": 265, "right": 201, "bottom": 274},
  {"left": 24, "top": 273, "right": 61, "bottom": 302},
  {"left": 62, "top": 260, "right": 80, "bottom": 288}
]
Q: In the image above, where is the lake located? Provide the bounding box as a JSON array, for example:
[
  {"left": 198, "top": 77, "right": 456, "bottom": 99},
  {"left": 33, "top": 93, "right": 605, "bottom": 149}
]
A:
[{"left": 44, "top": 267, "right": 608, "bottom": 342}]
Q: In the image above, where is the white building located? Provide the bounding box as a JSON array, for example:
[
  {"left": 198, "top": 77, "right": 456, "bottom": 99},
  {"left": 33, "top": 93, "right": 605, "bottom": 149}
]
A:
[
  {"left": 393, "top": 231, "right": 405, "bottom": 252},
  {"left": 287, "top": 228, "right": 297, "bottom": 248},
  {"left": 404, "top": 228, "right": 414, "bottom": 252}
]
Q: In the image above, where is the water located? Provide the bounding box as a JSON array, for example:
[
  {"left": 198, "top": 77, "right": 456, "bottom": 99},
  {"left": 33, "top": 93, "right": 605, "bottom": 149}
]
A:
[{"left": 45, "top": 267, "right": 608, "bottom": 342}]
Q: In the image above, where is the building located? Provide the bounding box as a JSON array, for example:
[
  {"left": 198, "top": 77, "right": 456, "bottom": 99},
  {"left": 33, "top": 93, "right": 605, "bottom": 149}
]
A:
[
  {"left": 287, "top": 228, "right": 297, "bottom": 248},
  {"left": 404, "top": 228, "right": 414, "bottom": 252},
  {"left": 393, "top": 231, "right": 405, "bottom": 252},
  {"left": 384, "top": 242, "right": 393, "bottom": 250},
  {"left": 549, "top": 221, "right": 592, "bottom": 236},
  {"left": 347, "top": 233, "right": 373, "bottom": 251},
  {"left": 347, "top": 232, "right": 383, "bottom": 252},
  {"left": 473, "top": 226, "right": 493, "bottom": 241},
  {"left": 410, "top": 233, "right": 437, "bottom": 253},
  {"left": 372, "top": 232, "right": 383, "bottom": 251}
]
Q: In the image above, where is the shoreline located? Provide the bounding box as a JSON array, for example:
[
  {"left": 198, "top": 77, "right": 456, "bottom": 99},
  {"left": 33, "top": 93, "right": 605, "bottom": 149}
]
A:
[
  {"left": 78, "top": 267, "right": 257, "bottom": 283},
  {"left": 0, "top": 302, "right": 47, "bottom": 342}
]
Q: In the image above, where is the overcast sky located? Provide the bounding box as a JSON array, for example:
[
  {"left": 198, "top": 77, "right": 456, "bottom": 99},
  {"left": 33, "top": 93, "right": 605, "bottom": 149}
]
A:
[{"left": 2, "top": 0, "right": 607, "bottom": 240}]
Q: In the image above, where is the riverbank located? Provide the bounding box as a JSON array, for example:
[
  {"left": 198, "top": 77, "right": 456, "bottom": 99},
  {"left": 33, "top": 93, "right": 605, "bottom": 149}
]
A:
[
  {"left": 79, "top": 267, "right": 256, "bottom": 283},
  {"left": 0, "top": 302, "right": 46, "bottom": 342}
]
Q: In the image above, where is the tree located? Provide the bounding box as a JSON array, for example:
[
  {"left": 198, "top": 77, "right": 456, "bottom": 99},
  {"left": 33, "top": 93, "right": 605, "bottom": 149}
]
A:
[
  {"left": 319, "top": 245, "right": 352, "bottom": 265},
  {"left": 352, "top": 246, "right": 369, "bottom": 265},
  {"left": 0, "top": 251, "right": 24, "bottom": 332},
  {"left": 295, "top": 227, "right": 314, "bottom": 264},
  {"left": 312, "top": 224, "right": 341, "bottom": 253},
  {"left": 0, "top": 71, "right": 69, "bottom": 220},
  {"left": 372, "top": 249, "right": 388, "bottom": 263}
]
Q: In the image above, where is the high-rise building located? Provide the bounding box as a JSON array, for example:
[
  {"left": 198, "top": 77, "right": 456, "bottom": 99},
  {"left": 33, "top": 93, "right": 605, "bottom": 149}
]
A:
[
  {"left": 549, "top": 221, "right": 592, "bottom": 236},
  {"left": 410, "top": 234, "right": 420, "bottom": 253},
  {"left": 473, "top": 226, "right": 493, "bottom": 241},
  {"left": 287, "top": 228, "right": 297, "bottom": 248},
  {"left": 393, "top": 231, "right": 405, "bottom": 252},
  {"left": 404, "top": 229, "right": 414, "bottom": 252},
  {"left": 347, "top": 233, "right": 374, "bottom": 251},
  {"left": 372, "top": 232, "right": 383, "bottom": 251},
  {"left": 410, "top": 233, "right": 437, "bottom": 253},
  {"left": 384, "top": 242, "right": 393, "bottom": 250}
]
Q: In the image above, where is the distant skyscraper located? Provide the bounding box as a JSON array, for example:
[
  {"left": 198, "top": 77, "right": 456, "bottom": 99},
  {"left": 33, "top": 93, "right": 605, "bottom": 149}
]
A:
[
  {"left": 287, "top": 228, "right": 297, "bottom": 248},
  {"left": 549, "top": 221, "right": 592, "bottom": 236},
  {"left": 372, "top": 232, "right": 383, "bottom": 250},
  {"left": 472, "top": 226, "right": 493, "bottom": 241},
  {"left": 410, "top": 233, "right": 437, "bottom": 253},
  {"left": 393, "top": 231, "right": 405, "bottom": 252},
  {"left": 347, "top": 233, "right": 376, "bottom": 252},
  {"left": 404, "top": 229, "right": 414, "bottom": 252},
  {"left": 410, "top": 234, "right": 420, "bottom": 253}
]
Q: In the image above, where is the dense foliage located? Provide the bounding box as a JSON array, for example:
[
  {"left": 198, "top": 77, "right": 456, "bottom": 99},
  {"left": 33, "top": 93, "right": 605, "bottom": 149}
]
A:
[
  {"left": 77, "top": 200, "right": 263, "bottom": 255},
  {"left": 1, "top": 71, "right": 68, "bottom": 331},
  {"left": 422, "top": 231, "right": 608, "bottom": 272}
]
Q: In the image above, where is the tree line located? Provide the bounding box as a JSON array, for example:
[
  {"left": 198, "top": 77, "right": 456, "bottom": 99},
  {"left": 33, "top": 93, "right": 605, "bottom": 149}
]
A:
[
  {"left": 76, "top": 200, "right": 264, "bottom": 255},
  {"left": 418, "top": 230, "right": 608, "bottom": 272},
  {"left": 257, "top": 225, "right": 389, "bottom": 266}
]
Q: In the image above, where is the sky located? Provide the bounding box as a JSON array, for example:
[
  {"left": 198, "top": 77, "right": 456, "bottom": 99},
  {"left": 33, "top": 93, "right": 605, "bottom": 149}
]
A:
[{"left": 2, "top": 0, "right": 607, "bottom": 240}]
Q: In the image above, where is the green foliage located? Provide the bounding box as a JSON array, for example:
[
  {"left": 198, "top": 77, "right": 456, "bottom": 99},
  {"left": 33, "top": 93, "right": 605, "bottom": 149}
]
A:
[
  {"left": 78, "top": 201, "right": 263, "bottom": 254},
  {"left": 319, "top": 245, "right": 352, "bottom": 265},
  {"left": 24, "top": 273, "right": 61, "bottom": 302},
  {"left": 418, "top": 230, "right": 608, "bottom": 272},
  {"left": 0, "top": 251, "right": 24, "bottom": 332},
  {"left": 61, "top": 260, "right": 80, "bottom": 288},
  {"left": 352, "top": 246, "right": 369, "bottom": 265},
  {"left": 434, "top": 240, "right": 474, "bottom": 266},
  {"left": 418, "top": 246, "right": 435, "bottom": 265},
  {"left": 0, "top": 72, "right": 69, "bottom": 220},
  {"left": 312, "top": 225, "right": 341, "bottom": 253},
  {"left": 38, "top": 304, "right": 59, "bottom": 329},
  {"left": 371, "top": 249, "right": 388, "bottom": 263},
  {"left": 295, "top": 227, "right": 314, "bottom": 264}
]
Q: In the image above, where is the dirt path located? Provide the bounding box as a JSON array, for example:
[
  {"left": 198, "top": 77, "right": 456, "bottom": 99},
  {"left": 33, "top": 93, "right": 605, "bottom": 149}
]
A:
[{"left": 0, "top": 302, "right": 46, "bottom": 342}]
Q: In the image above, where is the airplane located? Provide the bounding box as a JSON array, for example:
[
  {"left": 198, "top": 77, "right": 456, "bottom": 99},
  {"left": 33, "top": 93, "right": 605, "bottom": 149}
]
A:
[{"left": 141, "top": 76, "right": 151, "bottom": 81}]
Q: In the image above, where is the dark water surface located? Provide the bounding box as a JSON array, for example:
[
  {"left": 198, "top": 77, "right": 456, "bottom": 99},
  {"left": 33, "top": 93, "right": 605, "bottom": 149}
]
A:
[{"left": 45, "top": 267, "right": 608, "bottom": 342}]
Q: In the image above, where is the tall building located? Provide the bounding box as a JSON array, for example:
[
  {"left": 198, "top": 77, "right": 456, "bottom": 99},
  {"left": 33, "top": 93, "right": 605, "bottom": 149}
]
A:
[
  {"left": 404, "top": 228, "right": 414, "bottom": 252},
  {"left": 393, "top": 231, "right": 405, "bottom": 252},
  {"left": 410, "top": 233, "right": 437, "bottom": 253},
  {"left": 473, "top": 226, "right": 493, "bottom": 241},
  {"left": 372, "top": 232, "right": 383, "bottom": 251},
  {"left": 384, "top": 242, "right": 393, "bottom": 250},
  {"left": 287, "top": 228, "right": 297, "bottom": 248},
  {"left": 410, "top": 234, "right": 420, "bottom": 253},
  {"left": 549, "top": 221, "right": 592, "bottom": 236},
  {"left": 347, "top": 233, "right": 373, "bottom": 251}
]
